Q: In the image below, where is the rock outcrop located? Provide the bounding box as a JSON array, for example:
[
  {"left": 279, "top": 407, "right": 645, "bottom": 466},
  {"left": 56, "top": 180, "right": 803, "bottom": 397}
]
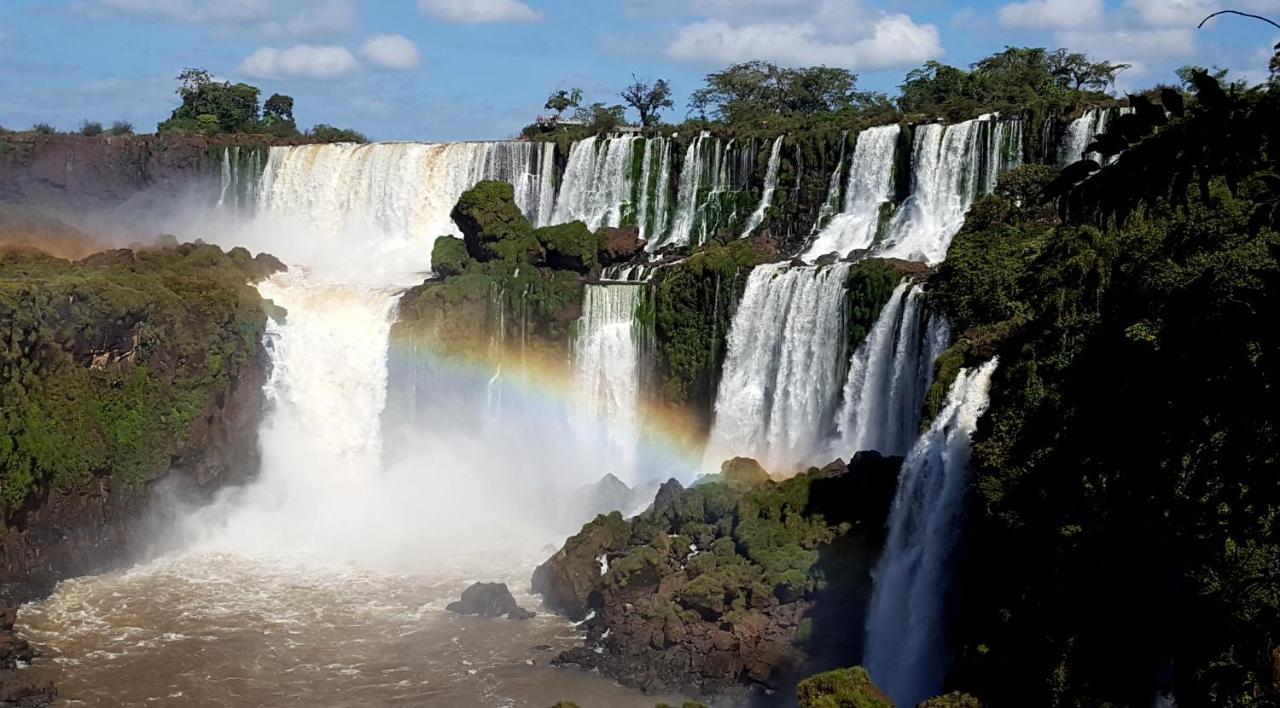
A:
[
  {"left": 596, "top": 225, "right": 644, "bottom": 266},
  {"left": 536, "top": 452, "right": 903, "bottom": 696},
  {"left": 447, "top": 583, "right": 535, "bottom": 620}
]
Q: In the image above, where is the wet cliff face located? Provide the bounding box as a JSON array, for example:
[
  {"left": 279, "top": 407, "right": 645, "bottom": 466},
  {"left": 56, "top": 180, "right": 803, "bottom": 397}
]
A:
[
  {"left": 0, "top": 134, "right": 293, "bottom": 211},
  {"left": 0, "top": 244, "right": 279, "bottom": 605}
]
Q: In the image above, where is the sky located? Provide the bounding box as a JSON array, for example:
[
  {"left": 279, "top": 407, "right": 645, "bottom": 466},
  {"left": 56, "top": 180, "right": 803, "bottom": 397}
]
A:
[{"left": 0, "top": 0, "right": 1277, "bottom": 141}]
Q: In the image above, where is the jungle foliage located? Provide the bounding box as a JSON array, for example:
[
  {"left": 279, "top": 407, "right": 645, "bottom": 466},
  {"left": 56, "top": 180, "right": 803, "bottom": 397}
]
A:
[
  {"left": 0, "top": 243, "right": 279, "bottom": 519},
  {"left": 928, "top": 71, "right": 1280, "bottom": 706}
]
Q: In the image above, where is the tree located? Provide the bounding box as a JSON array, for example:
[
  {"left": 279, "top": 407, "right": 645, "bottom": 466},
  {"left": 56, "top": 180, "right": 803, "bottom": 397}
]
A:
[
  {"left": 108, "top": 121, "right": 134, "bottom": 136},
  {"left": 79, "top": 120, "right": 103, "bottom": 137},
  {"left": 571, "top": 103, "right": 627, "bottom": 133},
  {"left": 306, "top": 124, "right": 368, "bottom": 143},
  {"left": 620, "top": 75, "right": 673, "bottom": 127},
  {"left": 160, "top": 67, "right": 261, "bottom": 134},
  {"left": 1047, "top": 49, "right": 1130, "bottom": 91},
  {"left": 688, "top": 62, "right": 874, "bottom": 124},
  {"left": 263, "top": 93, "right": 295, "bottom": 123},
  {"left": 544, "top": 88, "right": 583, "bottom": 118}
]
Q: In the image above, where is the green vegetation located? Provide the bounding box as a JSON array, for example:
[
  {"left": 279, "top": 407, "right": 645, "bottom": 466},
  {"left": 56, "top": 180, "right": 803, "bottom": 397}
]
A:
[
  {"left": 796, "top": 667, "right": 892, "bottom": 708},
  {"left": 844, "top": 259, "right": 907, "bottom": 353},
  {"left": 535, "top": 221, "right": 596, "bottom": 273},
  {"left": 0, "top": 243, "right": 278, "bottom": 517},
  {"left": 928, "top": 74, "right": 1280, "bottom": 706},
  {"left": 651, "top": 239, "right": 772, "bottom": 411},
  {"left": 78, "top": 121, "right": 103, "bottom": 137},
  {"left": 155, "top": 67, "right": 365, "bottom": 141},
  {"left": 620, "top": 75, "right": 673, "bottom": 127},
  {"left": 900, "top": 47, "right": 1126, "bottom": 120},
  {"left": 689, "top": 62, "right": 893, "bottom": 127}
]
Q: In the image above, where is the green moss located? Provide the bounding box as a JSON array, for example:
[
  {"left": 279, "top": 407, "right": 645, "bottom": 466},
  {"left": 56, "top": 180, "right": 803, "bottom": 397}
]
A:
[
  {"left": 451, "top": 180, "right": 543, "bottom": 264},
  {"left": 0, "top": 244, "right": 274, "bottom": 515},
  {"left": 430, "top": 236, "right": 471, "bottom": 277},
  {"left": 844, "top": 259, "right": 904, "bottom": 353},
  {"left": 534, "top": 221, "right": 597, "bottom": 273},
  {"left": 653, "top": 240, "right": 771, "bottom": 411},
  {"left": 920, "top": 692, "right": 983, "bottom": 707},
  {"left": 796, "top": 667, "right": 893, "bottom": 708}
]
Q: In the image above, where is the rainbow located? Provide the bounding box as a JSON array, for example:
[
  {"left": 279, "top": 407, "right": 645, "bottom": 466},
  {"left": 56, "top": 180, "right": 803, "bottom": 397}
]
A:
[{"left": 385, "top": 330, "right": 711, "bottom": 488}]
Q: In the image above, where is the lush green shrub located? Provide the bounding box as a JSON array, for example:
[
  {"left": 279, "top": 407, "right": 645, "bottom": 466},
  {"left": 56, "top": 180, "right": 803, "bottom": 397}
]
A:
[
  {"left": 430, "top": 236, "right": 471, "bottom": 278},
  {"left": 796, "top": 667, "right": 892, "bottom": 708},
  {"left": 535, "top": 221, "right": 597, "bottom": 273}
]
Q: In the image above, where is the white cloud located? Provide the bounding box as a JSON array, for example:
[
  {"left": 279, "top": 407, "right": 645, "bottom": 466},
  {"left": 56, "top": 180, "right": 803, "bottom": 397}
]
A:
[
  {"left": 239, "top": 45, "right": 359, "bottom": 80},
  {"left": 1122, "top": 0, "right": 1218, "bottom": 27},
  {"left": 361, "top": 34, "right": 421, "bottom": 70},
  {"left": 665, "top": 12, "right": 940, "bottom": 68},
  {"left": 417, "top": 0, "right": 540, "bottom": 24},
  {"left": 73, "top": 0, "right": 355, "bottom": 37},
  {"left": 997, "top": 0, "right": 1104, "bottom": 30},
  {"left": 1058, "top": 28, "right": 1196, "bottom": 59}
]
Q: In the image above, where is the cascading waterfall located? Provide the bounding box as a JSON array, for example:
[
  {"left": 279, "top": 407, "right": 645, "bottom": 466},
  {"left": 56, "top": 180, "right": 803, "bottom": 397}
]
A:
[
  {"left": 877, "top": 116, "right": 1019, "bottom": 265},
  {"left": 703, "top": 262, "right": 851, "bottom": 474},
  {"left": 573, "top": 283, "right": 649, "bottom": 484},
  {"left": 551, "top": 135, "right": 639, "bottom": 230},
  {"left": 216, "top": 146, "right": 267, "bottom": 214},
  {"left": 1058, "top": 107, "right": 1109, "bottom": 166},
  {"left": 812, "top": 131, "right": 848, "bottom": 234},
  {"left": 804, "top": 125, "right": 901, "bottom": 260},
  {"left": 832, "top": 281, "right": 950, "bottom": 459},
  {"left": 255, "top": 141, "right": 555, "bottom": 270},
  {"left": 864, "top": 358, "right": 1000, "bottom": 707},
  {"left": 740, "top": 135, "right": 785, "bottom": 238}
]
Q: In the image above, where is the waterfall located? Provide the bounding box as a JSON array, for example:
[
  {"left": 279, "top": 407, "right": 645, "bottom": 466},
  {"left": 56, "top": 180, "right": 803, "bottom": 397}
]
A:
[
  {"left": 703, "top": 262, "right": 851, "bottom": 474},
  {"left": 833, "top": 282, "right": 950, "bottom": 459},
  {"left": 255, "top": 142, "right": 554, "bottom": 272},
  {"left": 804, "top": 125, "right": 901, "bottom": 260},
  {"left": 650, "top": 139, "right": 673, "bottom": 243},
  {"left": 573, "top": 283, "right": 649, "bottom": 484},
  {"left": 1058, "top": 108, "right": 1108, "bottom": 166},
  {"left": 659, "top": 133, "right": 710, "bottom": 250},
  {"left": 812, "top": 131, "right": 848, "bottom": 234},
  {"left": 637, "top": 139, "right": 656, "bottom": 241},
  {"left": 864, "top": 358, "right": 1000, "bottom": 707},
  {"left": 877, "top": 116, "right": 1018, "bottom": 265},
  {"left": 216, "top": 146, "right": 266, "bottom": 214},
  {"left": 551, "top": 135, "right": 639, "bottom": 230},
  {"left": 740, "top": 135, "right": 785, "bottom": 238}
]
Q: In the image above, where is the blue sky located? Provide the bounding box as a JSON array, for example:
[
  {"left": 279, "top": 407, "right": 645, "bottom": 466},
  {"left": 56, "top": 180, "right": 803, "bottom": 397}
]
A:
[{"left": 0, "top": 0, "right": 1276, "bottom": 141}]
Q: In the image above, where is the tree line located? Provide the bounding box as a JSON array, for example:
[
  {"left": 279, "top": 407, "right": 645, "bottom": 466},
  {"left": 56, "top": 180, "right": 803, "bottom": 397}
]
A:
[{"left": 528, "top": 45, "right": 1272, "bottom": 137}]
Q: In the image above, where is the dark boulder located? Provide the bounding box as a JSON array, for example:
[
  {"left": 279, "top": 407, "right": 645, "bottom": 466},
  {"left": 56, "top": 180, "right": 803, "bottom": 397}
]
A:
[
  {"left": 532, "top": 512, "right": 631, "bottom": 620},
  {"left": 430, "top": 235, "right": 471, "bottom": 277},
  {"left": 446, "top": 582, "right": 535, "bottom": 620},
  {"left": 596, "top": 225, "right": 645, "bottom": 266}
]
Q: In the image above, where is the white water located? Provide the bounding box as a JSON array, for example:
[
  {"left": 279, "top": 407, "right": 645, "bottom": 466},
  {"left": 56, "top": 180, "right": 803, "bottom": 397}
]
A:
[
  {"left": 573, "top": 284, "right": 647, "bottom": 485},
  {"left": 551, "top": 135, "right": 639, "bottom": 230},
  {"left": 832, "top": 281, "right": 950, "bottom": 459},
  {"left": 811, "top": 131, "right": 848, "bottom": 234},
  {"left": 703, "top": 263, "right": 851, "bottom": 474},
  {"left": 740, "top": 135, "right": 785, "bottom": 238},
  {"left": 1058, "top": 107, "right": 1109, "bottom": 166},
  {"left": 656, "top": 133, "right": 708, "bottom": 250},
  {"left": 878, "top": 116, "right": 1018, "bottom": 265},
  {"left": 253, "top": 142, "right": 555, "bottom": 273},
  {"left": 805, "top": 125, "right": 901, "bottom": 260},
  {"left": 864, "top": 358, "right": 1000, "bottom": 706}
]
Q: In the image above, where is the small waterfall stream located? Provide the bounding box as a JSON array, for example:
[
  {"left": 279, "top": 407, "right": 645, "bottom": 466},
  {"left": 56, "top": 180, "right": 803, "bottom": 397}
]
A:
[{"left": 864, "top": 358, "right": 1000, "bottom": 706}]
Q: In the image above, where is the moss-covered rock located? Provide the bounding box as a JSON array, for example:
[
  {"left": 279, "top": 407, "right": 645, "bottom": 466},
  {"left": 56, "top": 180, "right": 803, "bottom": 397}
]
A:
[
  {"left": 795, "top": 667, "right": 893, "bottom": 708},
  {"left": 721, "top": 457, "right": 770, "bottom": 487},
  {"left": 451, "top": 180, "right": 544, "bottom": 264},
  {"left": 919, "top": 692, "right": 982, "bottom": 707},
  {"left": 652, "top": 239, "right": 774, "bottom": 415},
  {"left": 535, "top": 221, "right": 596, "bottom": 273},
  {"left": 844, "top": 259, "right": 905, "bottom": 353},
  {"left": 430, "top": 235, "right": 471, "bottom": 277}
]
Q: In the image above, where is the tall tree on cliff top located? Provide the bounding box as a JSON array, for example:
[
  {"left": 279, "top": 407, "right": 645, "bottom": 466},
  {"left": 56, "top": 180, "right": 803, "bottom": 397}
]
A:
[
  {"left": 689, "top": 62, "right": 882, "bottom": 123},
  {"left": 544, "top": 88, "right": 583, "bottom": 119},
  {"left": 620, "top": 75, "right": 673, "bottom": 127},
  {"left": 160, "top": 67, "right": 261, "bottom": 134}
]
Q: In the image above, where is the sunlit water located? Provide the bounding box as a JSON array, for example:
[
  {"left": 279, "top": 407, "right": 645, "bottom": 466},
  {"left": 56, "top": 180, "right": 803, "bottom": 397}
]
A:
[{"left": 19, "top": 552, "right": 686, "bottom": 707}]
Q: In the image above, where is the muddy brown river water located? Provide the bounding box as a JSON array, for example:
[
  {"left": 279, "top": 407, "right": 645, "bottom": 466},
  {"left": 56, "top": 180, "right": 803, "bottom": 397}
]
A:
[{"left": 16, "top": 552, "right": 693, "bottom": 707}]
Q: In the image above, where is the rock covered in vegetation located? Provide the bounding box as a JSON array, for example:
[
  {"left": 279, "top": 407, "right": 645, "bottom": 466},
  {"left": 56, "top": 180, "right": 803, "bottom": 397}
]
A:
[
  {"left": 795, "top": 667, "right": 892, "bottom": 708},
  {"left": 0, "top": 242, "right": 279, "bottom": 603},
  {"left": 535, "top": 221, "right": 596, "bottom": 273},
  {"left": 430, "top": 235, "right": 471, "bottom": 277},
  {"left": 446, "top": 582, "right": 534, "bottom": 620},
  {"left": 538, "top": 452, "right": 903, "bottom": 695},
  {"left": 451, "top": 180, "right": 544, "bottom": 264}
]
